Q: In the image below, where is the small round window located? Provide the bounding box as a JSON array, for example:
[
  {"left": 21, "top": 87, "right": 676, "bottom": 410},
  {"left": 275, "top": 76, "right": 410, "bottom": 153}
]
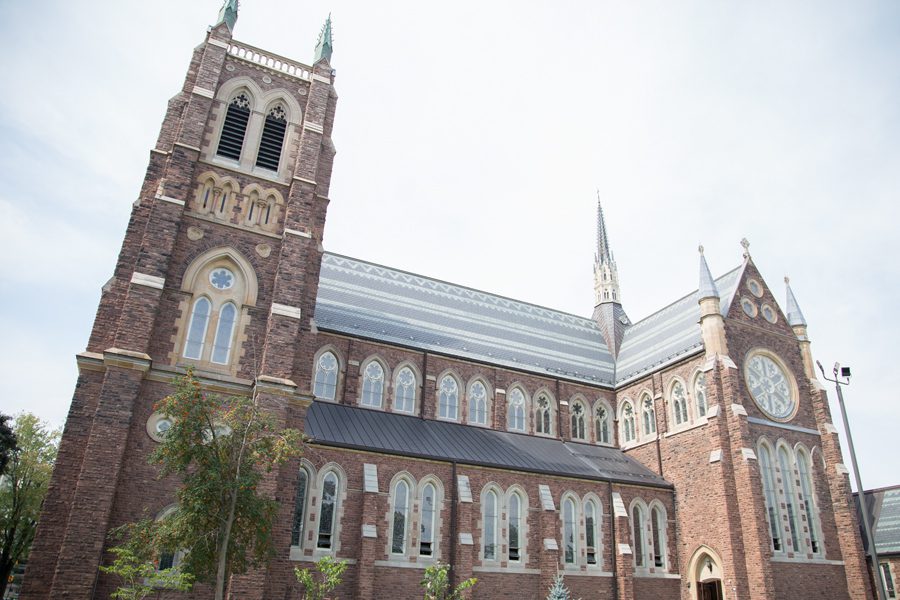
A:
[
  {"left": 746, "top": 278, "right": 764, "bottom": 298},
  {"left": 741, "top": 297, "right": 758, "bottom": 318},
  {"left": 147, "top": 413, "right": 173, "bottom": 443},
  {"left": 761, "top": 303, "right": 778, "bottom": 324},
  {"left": 210, "top": 268, "right": 235, "bottom": 290}
]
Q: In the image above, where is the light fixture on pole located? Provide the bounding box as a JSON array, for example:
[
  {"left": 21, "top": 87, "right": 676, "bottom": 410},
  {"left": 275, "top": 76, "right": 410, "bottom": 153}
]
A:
[{"left": 817, "top": 360, "right": 886, "bottom": 600}]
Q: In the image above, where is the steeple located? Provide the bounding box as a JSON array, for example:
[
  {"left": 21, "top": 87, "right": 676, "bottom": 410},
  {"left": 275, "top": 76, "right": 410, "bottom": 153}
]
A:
[
  {"left": 784, "top": 276, "right": 807, "bottom": 327},
  {"left": 698, "top": 245, "right": 719, "bottom": 300},
  {"left": 593, "top": 194, "right": 622, "bottom": 306},
  {"left": 215, "top": 0, "right": 238, "bottom": 32},
  {"left": 314, "top": 14, "right": 334, "bottom": 63}
]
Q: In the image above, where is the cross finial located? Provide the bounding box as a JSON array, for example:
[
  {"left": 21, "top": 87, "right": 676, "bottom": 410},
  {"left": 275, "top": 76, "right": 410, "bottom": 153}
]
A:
[
  {"left": 740, "top": 237, "right": 750, "bottom": 259},
  {"left": 698, "top": 244, "right": 704, "bottom": 255},
  {"left": 784, "top": 276, "right": 790, "bottom": 285}
]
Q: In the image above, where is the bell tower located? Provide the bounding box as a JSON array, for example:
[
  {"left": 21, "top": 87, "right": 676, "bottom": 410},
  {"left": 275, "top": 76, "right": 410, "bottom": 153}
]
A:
[{"left": 22, "top": 3, "right": 339, "bottom": 598}]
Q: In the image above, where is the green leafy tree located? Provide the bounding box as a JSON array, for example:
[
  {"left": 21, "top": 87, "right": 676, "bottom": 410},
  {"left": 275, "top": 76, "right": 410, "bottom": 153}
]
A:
[
  {"left": 99, "top": 520, "right": 193, "bottom": 600},
  {"left": 295, "top": 555, "right": 348, "bottom": 600},
  {"left": 0, "top": 413, "right": 15, "bottom": 476},
  {"left": 546, "top": 573, "right": 580, "bottom": 600},
  {"left": 150, "top": 369, "right": 303, "bottom": 600},
  {"left": 421, "top": 563, "right": 477, "bottom": 600},
  {"left": 0, "top": 413, "right": 59, "bottom": 599}
]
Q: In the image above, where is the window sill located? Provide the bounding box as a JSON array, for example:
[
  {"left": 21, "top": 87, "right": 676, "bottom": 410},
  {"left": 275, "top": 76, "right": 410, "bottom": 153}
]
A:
[
  {"left": 289, "top": 547, "right": 356, "bottom": 564},
  {"left": 473, "top": 565, "right": 541, "bottom": 575},
  {"left": 664, "top": 418, "right": 709, "bottom": 438},
  {"left": 621, "top": 436, "right": 659, "bottom": 451},
  {"left": 374, "top": 559, "right": 434, "bottom": 570}
]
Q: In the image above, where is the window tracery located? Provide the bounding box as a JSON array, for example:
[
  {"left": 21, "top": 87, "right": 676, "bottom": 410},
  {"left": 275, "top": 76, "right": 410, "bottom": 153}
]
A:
[
  {"left": 314, "top": 351, "right": 339, "bottom": 401},
  {"left": 468, "top": 380, "right": 488, "bottom": 425},
  {"left": 570, "top": 400, "right": 586, "bottom": 440},
  {"left": 361, "top": 360, "right": 385, "bottom": 408},
  {"left": 508, "top": 388, "right": 526, "bottom": 432},
  {"left": 394, "top": 366, "right": 417, "bottom": 413},
  {"left": 438, "top": 375, "right": 459, "bottom": 420}
]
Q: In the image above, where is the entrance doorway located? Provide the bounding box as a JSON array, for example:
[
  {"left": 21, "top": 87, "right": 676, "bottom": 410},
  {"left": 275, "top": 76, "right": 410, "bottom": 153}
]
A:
[{"left": 698, "top": 580, "right": 723, "bottom": 600}]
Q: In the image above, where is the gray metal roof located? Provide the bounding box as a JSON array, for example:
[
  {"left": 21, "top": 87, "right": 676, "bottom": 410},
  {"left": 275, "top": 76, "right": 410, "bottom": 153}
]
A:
[
  {"left": 614, "top": 266, "right": 743, "bottom": 384},
  {"left": 315, "top": 253, "right": 617, "bottom": 385},
  {"left": 306, "top": 401, "right": 672, "bottom": 488},
  {"left": 857, "top": 487, "right": 900, "bottom": 556}
]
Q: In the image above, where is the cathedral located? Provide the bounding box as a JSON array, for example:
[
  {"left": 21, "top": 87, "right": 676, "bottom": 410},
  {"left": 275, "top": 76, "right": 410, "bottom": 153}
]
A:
[{"left": 23, "top": 3, "right": 876, "bottom": 599}]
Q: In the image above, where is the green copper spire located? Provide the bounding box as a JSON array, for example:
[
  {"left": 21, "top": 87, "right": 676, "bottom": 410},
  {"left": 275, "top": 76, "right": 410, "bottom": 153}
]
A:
[
  {"left": 216, "top": 0, "right": 238, "bottom": 32},
  {"left": 314, "top": 14, "right": 334, "bottom": 63}
]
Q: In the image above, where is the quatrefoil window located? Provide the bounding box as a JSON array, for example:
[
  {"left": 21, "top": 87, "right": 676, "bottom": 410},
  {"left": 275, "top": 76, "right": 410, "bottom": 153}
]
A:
[{"left": 210, "top": 268, "right": 235, "bottom": 290}]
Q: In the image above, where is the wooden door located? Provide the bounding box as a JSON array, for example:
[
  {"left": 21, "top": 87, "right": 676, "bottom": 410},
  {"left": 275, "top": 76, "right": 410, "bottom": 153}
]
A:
[{"left": 698, "top": 580, "right": 723, "bottom": 600}]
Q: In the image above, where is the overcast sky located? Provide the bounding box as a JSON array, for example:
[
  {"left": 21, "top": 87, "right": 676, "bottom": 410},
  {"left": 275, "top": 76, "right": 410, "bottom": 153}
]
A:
[{"left": 0, "top": 0, "right": 897, "bottom": 489}]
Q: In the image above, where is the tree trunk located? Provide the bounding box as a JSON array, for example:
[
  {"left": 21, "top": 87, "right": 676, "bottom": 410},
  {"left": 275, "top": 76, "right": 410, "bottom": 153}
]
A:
[
  {"left": 215, "top": 488, "right": 239, "bottom": 600},
  {"left": 0, "top": 549, "right": 14, "bottom": 599}
]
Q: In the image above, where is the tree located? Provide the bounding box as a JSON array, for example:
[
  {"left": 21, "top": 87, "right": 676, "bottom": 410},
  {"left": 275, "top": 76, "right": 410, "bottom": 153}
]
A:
[
  {"left": 0, "top": 413, "right": 16, "bottom": 476},
  {"left": 295, "top": 555, "right": 347, "bottom": 600},
  {"left": 421, "top": 563, "right": 477, "bottom": 600},
  {"left": 149, "top": 369, "right": 303, "bottom": 600},
  {"left": 546, "top": 573, "right": 580, "bottom": 600},
  {"left": 0, "top": 413, "right": 59, "bottom": 599},
  {"left": 99, "top": 520, "right": 194, "bottom": 600}
]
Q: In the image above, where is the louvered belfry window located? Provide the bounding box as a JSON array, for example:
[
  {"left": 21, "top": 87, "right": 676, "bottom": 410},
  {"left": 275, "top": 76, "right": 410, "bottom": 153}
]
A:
[
  {"left": 216, "top": 93, "right": 251, "bottom": 160},
  {"left": 255, "top": 105, "right": 287, "bottom": 170}
]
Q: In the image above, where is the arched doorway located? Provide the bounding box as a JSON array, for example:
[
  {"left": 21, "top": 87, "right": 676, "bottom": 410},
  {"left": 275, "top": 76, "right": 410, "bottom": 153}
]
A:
[{"left": 688, "top": 546, "right": 725, "bottom": 600}]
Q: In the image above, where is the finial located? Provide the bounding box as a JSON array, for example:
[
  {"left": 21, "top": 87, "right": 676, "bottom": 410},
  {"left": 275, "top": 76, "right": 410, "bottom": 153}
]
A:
[
  {"left": 698, "top": 244, "right": 719, "bottom": 300},
  {"left": 698, "top": 244, "right": 704, "bottom": 255},
  {"left": 740, "top": 237, "right": 750, "bottom": 259},
  {"left": 314, "top": 13, "right": 334, "bottom": 63},
  {"left": 216, "top": 0, "right": 239, "bottom": 32},
  {"left": 784, "top": 276, "right": 807, "bottom": 327}
]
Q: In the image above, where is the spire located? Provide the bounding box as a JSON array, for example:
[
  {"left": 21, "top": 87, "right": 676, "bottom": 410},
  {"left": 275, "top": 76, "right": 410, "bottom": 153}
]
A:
[
  {"left": 314, "top": 14, "right": 334, "bottom": 63},
  {"left": 595, "top": 192, "right": 611, "bottom": 263},
  {"left": 216, "top": 0, "right": 238, "bottom": 32},
  {"left": 593, "top": 194, "right": 621, "bottom": 306},
  {"left": 784, "top": 276, "right": 807, "bottom": 327},
  {"left": 698, "top": 245, "right": 719, "bottom": 300}
]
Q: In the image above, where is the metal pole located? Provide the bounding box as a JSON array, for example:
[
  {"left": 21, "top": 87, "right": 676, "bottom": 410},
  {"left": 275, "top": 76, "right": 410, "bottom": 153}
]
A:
[{"left": 819, "top": 361, "right": 887, "bottom": 600}]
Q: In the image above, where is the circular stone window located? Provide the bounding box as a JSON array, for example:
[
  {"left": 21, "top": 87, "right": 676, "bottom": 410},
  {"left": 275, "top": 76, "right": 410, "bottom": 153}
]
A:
[
  {"left": 744, "top": 352, "right": 797, "bottom": 421},
  {"left": 740, "top": 297, "right": 758, "bottom": 318},
  {"left": 146, "top": 412, "right": 173, "bottom": 443},
  {"left": 761, "top": 303, "right": 778, "bottom": 324},
  {"left": 209, "top": 268, "right": 235, "bottom": 290},
  {"left": 746, "top": 278, "right": 764, "bottom": 298}
]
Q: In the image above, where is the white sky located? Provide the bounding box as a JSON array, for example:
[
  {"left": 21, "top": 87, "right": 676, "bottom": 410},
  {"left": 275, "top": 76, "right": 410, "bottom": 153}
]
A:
[{"left": 0, "top": 0, "right": 897, "bottom": 489}]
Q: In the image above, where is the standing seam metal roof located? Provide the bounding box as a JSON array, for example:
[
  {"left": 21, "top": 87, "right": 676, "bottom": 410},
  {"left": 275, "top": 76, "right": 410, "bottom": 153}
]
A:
[
  {"left": 313, "top": 253, "right": 744, "bottom": 388},
  {"left": 306, "top": 401, "right": 672, "bottom": 488}
]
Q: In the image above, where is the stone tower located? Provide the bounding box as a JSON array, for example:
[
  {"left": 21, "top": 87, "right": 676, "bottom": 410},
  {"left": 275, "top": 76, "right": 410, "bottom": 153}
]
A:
[{"left": 22, "top": 4, "right": 338, "bottom": 598}]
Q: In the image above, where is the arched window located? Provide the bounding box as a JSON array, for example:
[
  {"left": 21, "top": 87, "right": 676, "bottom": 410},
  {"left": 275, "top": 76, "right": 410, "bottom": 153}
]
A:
[
  {"left": 394, "top": 367, "right": 417, "bottom": 413},
  {"left": 508, "top": 492, "right": 522, "bottom": 562},
  {"left": 651, "top": 505, "right": 666, "bottom": 568},
  {"left": 508, "top": 388, "right": 526, "bottom": 432},
  {"left": 694, "top": 372, "right": 708, "bottom": 418},
  {"left": 217, "top": 92, "right": 251, "bottom": 160},
  {"left": 758, "top": 443, "right": 783, "bottom": 551},
  {"left": 317, "top": 471, "right": 339, "bottom": 549},
  {"left": 622, "top": 402, "right": 636, "bottom": 443},
  {"left": 585, "top": 499, "right": 599, "bottom": 565},
  {"left": 796, "top": 449, "right": 821, "bottom": 554},
  {"left": 255, "top": 104, "right": 287, "bottom": 170},
  {"left": 314, "top": 351, "right": 339, "bottom": 401},
  {"left": 535, "top": 393, "right": 553, "bottom": 435},
  {"left": 291, "top": 468, "right": 310, "bottom": 546},
  {"left": 438, "top": 375, "right": 459, "bottom": 420},
  {"left": 391, "top": 480, "right": 410, "bottom": 554},
  {"left": 671, "top": 381, "right": 688, "bottom": 426},
  {"left": 642, "top": 396, "right": 656, "bottom": 436},
  {"left": 468, "top": 381, "right": 488, "bottom": 425},
  {"left": 184, "top": 297, "right": 211, "bottom": 360},
  {"left": 563, "top": 497, "right": 577, "bottom": 564},
  {"left": 632, "top": 504, "right": 645, "bottom": 567},
  {"left": 778, "top": 446, "right": 801, "bottom": 552},
  {"left": 210, "top": 302, "right": 237, "bottom": 364},
  {"left": 570, "top": 401, "right": 586, "bottom": 440},
  {"left": 155, "top": 506, "right": 184, "bottom": 571},
  {"left": 483, "top": 489, "right": 498, "bottom": 560},
  {"left": 361, "top": 360, "right": 385, "bottom": 408},
  {"left": 595, "top": 404, "right": 610, "bottom": 444},
  {"left": 420, "top": 482, "right": 437, "bottom": 556}
]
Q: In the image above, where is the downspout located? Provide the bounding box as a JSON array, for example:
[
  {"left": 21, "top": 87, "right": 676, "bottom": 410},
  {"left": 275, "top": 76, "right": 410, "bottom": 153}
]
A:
[
  {"left": 341, "top": 338, "right": 353, "bottom": 404},
  {"left": 419, "top": 352, "right": 429, "bottom": 419},
  {"left": 655, "top": 435, "right": 664, "bottom": 478},
  {"left": 449, "top": 460, "right": 458, "bottom": 589},
  {"left": 608, "top": 481, "right": 619, "bottom": 600}
]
